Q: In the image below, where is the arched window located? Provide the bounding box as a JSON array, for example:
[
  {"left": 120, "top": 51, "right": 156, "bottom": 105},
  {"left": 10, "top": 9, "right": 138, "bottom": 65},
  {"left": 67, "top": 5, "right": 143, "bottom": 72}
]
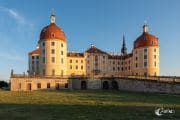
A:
[
  {"left": 56, "top": 83, "right": 60, "bottom": 90},
  {"left": 65, "top": 83, "right": 68, "bottom": 88},
  {"left": 47, "top": 83, "right": 50, "bottom": 88},
  {"left": 51, "top": 33, "right": 55, "bottom": 38}
]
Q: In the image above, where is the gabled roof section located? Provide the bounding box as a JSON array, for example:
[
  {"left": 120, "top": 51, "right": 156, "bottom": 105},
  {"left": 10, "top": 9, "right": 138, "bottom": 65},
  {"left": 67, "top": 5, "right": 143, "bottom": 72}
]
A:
[
  {"left": 28, "top": 48, "right": 40, "bottom": 55},
  {"left": 85, "top": 44, "right": 107, "bottom": 54}
]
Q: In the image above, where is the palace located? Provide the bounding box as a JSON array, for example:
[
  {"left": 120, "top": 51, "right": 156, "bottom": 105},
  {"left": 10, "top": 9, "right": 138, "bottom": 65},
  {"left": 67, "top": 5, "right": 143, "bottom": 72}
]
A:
[{"left": 10, "top": 13, "right": 159, "bottom": 91}]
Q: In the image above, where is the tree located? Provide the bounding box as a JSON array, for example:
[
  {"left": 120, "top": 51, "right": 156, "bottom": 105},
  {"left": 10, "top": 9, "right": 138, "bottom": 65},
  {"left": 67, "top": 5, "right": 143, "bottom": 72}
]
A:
[{"left": 0, "top": 81, "right": 8, "bottom": 88}]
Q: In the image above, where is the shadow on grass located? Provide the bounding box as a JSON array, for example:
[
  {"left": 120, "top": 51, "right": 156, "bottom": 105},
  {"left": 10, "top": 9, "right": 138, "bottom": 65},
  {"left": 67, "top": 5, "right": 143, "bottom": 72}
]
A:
[{"left": 0, "top": 103, "right": 179, "bottom": 120}]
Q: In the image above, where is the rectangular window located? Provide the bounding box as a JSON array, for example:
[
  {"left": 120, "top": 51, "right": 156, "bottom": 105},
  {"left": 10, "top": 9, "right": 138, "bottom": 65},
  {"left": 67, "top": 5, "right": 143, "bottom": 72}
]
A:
[
  {"left": 136, "top": 57, "right": 138, "bottom": 61},
  {"left": 61, "top": 43, "right": 63, "bottom": 47},
  {"left": 81, "top": 60, "right": 83, "bottom": 63},
  {"left": 61, "top": 51, "right": 63, "bottom": 55},
  {"left": 32, "top": 56, "right": 34, "bottom": 59},
  {"left": 61, "top": 58, "right": 63, "bottom": 64},
  {"left": 42, "top": 57, "right": 45, "bottom": 63},
  {"left": 47, "top": 83, "right": 50, "bottom": 88},
  {"left": 51, "top": 49, "right": 55, "bottom": 54},
  {"left": 144, "top": 62, "right": 147, "bottom": 67},
  {"left": 154, "top": 48, "right": 156, "bottom": 52},
  {"left": 32, "top": 61, "right": 34, "bottom": 64},
  {"left": 95, "top": 55, "right": 98, "bottom": 61},
  {"left": 36, "top": 56, "right": 39, "bottom": 59},
  {"left": 81, "top": 65, "right": 83, "bottom": 70},
  {"left": 18, "top": 83, "right": 21, "bottom": 89},
  {"left": 113, "top": 67, "right": 115, "bottom": 71},
  {"left": 76, "top": 60, "right": 78, "bottom": 63},
  {"left": 136, "top": 63, "right": 138, "bottom": 68},
  {"left": 42, "top": 49, "right": 45, "bottom": 55},
  {"left": 70, "top": 65, "right": 72, "bottom": 69},
  {"left": 52, "top": 69, "right": 55, "bottom": 75},
  {"left": 154, "top": 55, "right": 156, "bottom": 59},
  {"left": 37, "top": 83, "right": 41, "bottom": 89},
  {"left": 144, "top": 55, "right": 147, "bottom": 59},
  {"left": 52, "top": 57, "right": 55, "bottom": 63},
  {"left": 42, "top": 42, "right": 45, "bottom": 46},
  {"left": 70, "top": 59, "right": 72, "bottom": 63},
  {"left": 144, "top": 48, "right": 147, "bottom": 53},
  {"left": 76, "top": 65, "right": 78, "bottom": 70},
  {"left": 154, "top": 61, "right": 156, "bottom": 67},
  {"left": 51, "top": 42, "right": 55, "bottom": 46}
]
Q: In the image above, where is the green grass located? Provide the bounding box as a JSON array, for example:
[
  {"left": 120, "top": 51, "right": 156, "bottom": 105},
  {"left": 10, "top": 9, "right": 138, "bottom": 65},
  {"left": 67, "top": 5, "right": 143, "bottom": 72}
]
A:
[{"left": 0, "top": 90, "right": 179, "bottom": 120}]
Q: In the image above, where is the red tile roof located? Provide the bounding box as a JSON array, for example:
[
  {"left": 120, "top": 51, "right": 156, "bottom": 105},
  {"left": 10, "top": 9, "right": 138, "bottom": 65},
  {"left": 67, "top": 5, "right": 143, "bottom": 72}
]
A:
[
  {"left": 134, "top": 32, "right": 158, "bottom": 49},
  {"left": 86, "top": 45, "right": 107, "bottom": 54},
  {"left": 67, "top": 52, "right": 84, "bottom": 57},
  {"left": 28, "top": 48, "right": 40, "bottom": 55},
  {"left": 39, "top": 23, "right": 66, "bottom": 42}
]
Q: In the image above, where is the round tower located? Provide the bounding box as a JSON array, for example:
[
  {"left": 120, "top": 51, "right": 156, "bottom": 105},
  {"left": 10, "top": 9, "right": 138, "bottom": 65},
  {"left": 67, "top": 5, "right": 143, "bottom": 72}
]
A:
[
  {"left": 38, "top": 14, "right": 67, "bottom": 76},
  {"left": 133, "top": 24, "right": 159, "bottom": 76}
]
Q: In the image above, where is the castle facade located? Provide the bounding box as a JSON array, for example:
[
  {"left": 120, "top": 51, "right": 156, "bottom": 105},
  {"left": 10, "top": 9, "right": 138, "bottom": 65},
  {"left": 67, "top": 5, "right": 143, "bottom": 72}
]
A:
[
  {"left": 29, "top": 14, "right": 159, "bottom": 77},
  {"left": 11, "top": 13, "right": 159, "bottom": 91}
]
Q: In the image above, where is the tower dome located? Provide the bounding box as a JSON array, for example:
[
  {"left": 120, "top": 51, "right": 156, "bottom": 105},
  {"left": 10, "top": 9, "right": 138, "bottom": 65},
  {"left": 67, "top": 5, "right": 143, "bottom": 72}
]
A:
[
  {"left": 134, "top": 24, "right": 158, "bottom": 49},
  {"left": 39, "top": 14, "right": 66, "bottom": 42}
]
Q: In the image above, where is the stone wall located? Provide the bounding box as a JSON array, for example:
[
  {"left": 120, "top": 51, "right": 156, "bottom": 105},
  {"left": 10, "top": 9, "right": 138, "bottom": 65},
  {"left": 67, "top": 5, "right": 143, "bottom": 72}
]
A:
[
  {"left": 115, "top": 78, "right": 180, "bottom": 94},
  {"left": 71, "top": 77, "right": 180, "bottom": 94},
  {"left": 11, "top": 77, "right": 70, "bottom": 91},
  {"left": 11, "top": 76, "right": 180, "bottom": 94}
]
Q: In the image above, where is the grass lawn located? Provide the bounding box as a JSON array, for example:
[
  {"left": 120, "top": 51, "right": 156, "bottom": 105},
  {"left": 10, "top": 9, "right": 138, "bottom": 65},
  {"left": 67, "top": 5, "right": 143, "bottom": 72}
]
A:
[{"left": 0, "top": 90, "right": 179, "bottom": 120}]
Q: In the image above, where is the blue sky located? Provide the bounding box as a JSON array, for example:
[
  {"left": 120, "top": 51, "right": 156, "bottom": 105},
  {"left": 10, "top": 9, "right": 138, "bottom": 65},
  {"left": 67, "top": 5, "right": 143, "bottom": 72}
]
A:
[{"left": 0, "top": 0, "right": 180, "bottom": 80}]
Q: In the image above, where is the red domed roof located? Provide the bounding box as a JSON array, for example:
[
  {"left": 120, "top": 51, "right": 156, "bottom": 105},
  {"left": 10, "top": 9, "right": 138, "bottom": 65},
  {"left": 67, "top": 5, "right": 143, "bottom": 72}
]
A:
[
  {"left": 39, "top": 23, "right": 66, "bottom": 42},
  {"left": 134, "top": 32, "right": 159, "bottom": 49}
]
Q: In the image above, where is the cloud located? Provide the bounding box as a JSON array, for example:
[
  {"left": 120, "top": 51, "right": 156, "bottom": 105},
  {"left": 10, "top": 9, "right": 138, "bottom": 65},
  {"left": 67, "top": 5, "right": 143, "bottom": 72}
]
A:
[{"left": 0, "top": 6, "right": 32, "bottom": 26}]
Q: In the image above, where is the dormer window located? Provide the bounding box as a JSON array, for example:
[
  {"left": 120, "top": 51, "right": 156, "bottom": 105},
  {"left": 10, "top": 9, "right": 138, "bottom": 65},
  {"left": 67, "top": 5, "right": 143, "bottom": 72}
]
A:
[{"left": 51, "top": 33, "right": 55, "bottom": 38}]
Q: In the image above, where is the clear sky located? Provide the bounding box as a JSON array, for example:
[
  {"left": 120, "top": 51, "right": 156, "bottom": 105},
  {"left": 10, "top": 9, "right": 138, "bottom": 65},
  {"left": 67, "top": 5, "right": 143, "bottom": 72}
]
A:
[{"left": 0, "top": 0, "right": 180, "bottom": 80}]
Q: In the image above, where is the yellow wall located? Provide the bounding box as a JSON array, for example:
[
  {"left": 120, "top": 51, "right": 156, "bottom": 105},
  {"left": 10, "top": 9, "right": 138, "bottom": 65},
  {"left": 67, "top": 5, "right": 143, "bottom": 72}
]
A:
[
  {"left": 29, "top": 45, "right": 159, "bottom": 77},
  {"left": 132, "top": 46, "right": 159, "bottom": 76},
  {"left": 66, "top": 56, "right": 86, "bottom": 76},
  {"left": 39, "top": 39, "right": 67, "bottom": 76}
]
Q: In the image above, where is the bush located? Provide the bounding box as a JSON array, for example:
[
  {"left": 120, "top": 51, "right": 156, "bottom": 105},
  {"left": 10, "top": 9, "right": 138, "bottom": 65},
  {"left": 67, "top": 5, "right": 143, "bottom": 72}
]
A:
[{"left": 0, "top": 81, "right": 8, "bottom": 88}]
